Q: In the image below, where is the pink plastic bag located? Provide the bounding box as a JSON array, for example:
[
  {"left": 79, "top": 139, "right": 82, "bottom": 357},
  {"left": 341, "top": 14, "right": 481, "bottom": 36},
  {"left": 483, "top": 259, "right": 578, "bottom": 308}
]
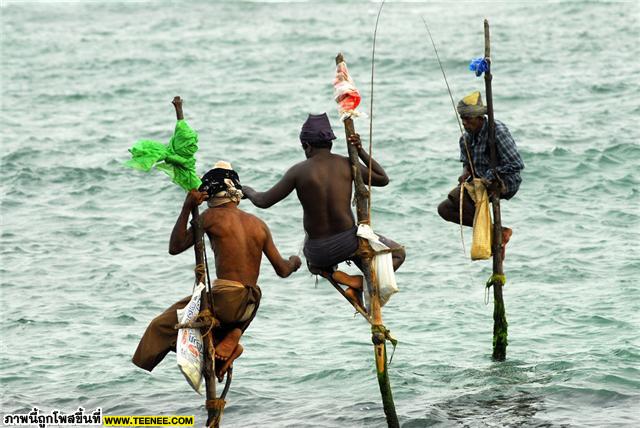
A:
[{"left": 333, "top": 61, "right": 363, "bottom": 121}]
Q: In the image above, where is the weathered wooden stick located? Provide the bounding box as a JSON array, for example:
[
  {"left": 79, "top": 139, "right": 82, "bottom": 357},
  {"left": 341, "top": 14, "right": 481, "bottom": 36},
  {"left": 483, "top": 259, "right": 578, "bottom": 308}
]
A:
[
  {"left": 190, "top": 207, "right": 223, "bottom": 427},
  {"left": 335, "top": 53, "right": 399, "bottom": 428},
  {"left": 483, "top": 20, "right": 508, "bottom": 361},
  {"left": 324, "top": 274, "right": 373, "bottom": 324}
]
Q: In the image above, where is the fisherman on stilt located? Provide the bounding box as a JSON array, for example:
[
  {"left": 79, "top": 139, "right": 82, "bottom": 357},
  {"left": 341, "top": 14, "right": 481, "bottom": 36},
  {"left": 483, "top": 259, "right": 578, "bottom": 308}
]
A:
[
  {"left": 242, "top": 113, "right": 405, "bottom": 308},
  {"left": 437, "top": 91, "right": 524, "bottom": 259},
  {"left": 132, "top": 155, "right": 301, "bottom": 380}
]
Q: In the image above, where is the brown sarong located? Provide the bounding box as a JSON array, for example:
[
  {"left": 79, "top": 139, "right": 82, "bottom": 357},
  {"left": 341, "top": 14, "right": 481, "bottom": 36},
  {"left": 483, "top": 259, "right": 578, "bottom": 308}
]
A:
[{"left": 132, "top": 279, "right": 262, "bottom": 372}]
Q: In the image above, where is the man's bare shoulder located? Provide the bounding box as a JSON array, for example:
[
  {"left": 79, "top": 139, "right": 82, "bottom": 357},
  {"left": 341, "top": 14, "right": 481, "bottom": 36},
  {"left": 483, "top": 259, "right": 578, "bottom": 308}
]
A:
[
  {"left": 332, "top": 153, "right": 350, "bottom": 163},
  {"left": 287, "top": 159, "right": 309, "bottom": 174},
  {"left": 237, "top": 209, "right": 271, "bottom": 240},
  {"left": 202, "top": 206, "right": 267, "bottom": 235}
]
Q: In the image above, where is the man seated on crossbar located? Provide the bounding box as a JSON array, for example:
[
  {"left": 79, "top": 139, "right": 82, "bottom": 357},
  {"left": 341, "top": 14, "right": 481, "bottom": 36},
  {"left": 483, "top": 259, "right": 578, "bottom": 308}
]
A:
[
  {"left": 243, "top": 113, "right": 405, "bottom": 309},
  {"left": 133, "top": 158, "right": 301, "bottom": 381}
]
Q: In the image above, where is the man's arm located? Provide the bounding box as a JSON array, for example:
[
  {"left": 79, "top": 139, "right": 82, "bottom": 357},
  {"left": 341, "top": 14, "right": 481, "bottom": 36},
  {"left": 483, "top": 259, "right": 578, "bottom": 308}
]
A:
[
  {"left": 243, "top": 166, "right": 297, "bottom": 208},
  {"left": 487, "top": 122, "right": 524, "bottom": 179},
  {"left": 458, "top": 165, "right": 472, "bottom": 184},
  {"left": 169, "top": 190, "right": 208, "bottom": 255},
  {"left": 172, "top": 96, "right": 184, "bottom": 121},
  {"left": 350, "top": 134, "right": 389, "bottom": 186},
  {"left": 458, "top": 135, "right": 472, "bottom": 183},
  {"left": 261, "top": 222, "right": 301, "bottom": 277}
]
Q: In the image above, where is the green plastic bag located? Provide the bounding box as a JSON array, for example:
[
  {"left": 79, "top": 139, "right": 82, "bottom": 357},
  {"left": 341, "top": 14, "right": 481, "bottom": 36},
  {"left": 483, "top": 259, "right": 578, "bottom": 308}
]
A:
[{"left": 126, "top": 120, "right": 202, "bottom": 191}]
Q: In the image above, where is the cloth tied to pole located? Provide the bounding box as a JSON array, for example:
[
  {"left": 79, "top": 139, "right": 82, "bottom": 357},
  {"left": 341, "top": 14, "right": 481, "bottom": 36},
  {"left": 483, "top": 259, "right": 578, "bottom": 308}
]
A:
[
  {"left": 333, "top": 61, "right": 366, "bottom": 121},
  {"left": 356, "top": 224, "right": 398, "bottom": 309}
]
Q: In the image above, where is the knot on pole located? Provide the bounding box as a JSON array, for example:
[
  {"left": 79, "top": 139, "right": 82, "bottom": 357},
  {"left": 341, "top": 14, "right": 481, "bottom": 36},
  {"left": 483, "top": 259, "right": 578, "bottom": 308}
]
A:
[
  {"left": 206, "top": 398, "right": 226, "bottom": 409},
  {"left": 195, "top": 263, "right": 207, "bottom": 280},
  {"left": 372, "top": 325, "right": 398, "bottom": 363},
  {"left": 485, "top": 273, "right": 506, "bottom": 289},
  {"left": 372, "top": 331, "right": 386, "bottom": 345},
  {"left": 197, "top": 308, "right": 219, "bottom": 338},
  {"left": 205, "top": 398, "right": 226, "bottom": 428}
]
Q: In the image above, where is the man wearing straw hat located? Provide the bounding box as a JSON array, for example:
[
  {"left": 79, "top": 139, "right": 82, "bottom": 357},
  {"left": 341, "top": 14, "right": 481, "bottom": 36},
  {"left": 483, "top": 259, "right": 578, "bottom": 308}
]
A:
[{"left": 437, "top": 91, "right": 524, "bottom": 258}]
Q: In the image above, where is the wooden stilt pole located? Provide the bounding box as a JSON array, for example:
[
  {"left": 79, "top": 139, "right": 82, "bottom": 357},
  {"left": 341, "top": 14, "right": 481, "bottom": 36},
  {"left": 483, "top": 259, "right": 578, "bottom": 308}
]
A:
[
  {"left": 189, "top": 208, "right": 223, "bottom": 427},
  {"left": 482, "top": 20, "right": 508, "bottom": 361},
  {"left": 335, "top": 53, "right": 399, "bottom": 428}
]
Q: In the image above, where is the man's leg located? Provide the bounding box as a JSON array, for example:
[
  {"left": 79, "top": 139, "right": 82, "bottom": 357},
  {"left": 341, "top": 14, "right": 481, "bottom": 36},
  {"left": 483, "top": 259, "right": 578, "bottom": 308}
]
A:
[
  {"left": 132, "top": 295, "right": 191, "bottom": 371},
  {"left": 501, "top": 227, "right": 512, "bottom": 260},
  {"left": 216, "top": 343, "right": 243, "bottom": 383},
  {"left": 332, "top": 271, "right": 364, "bottom": 307},
  {"left": 212, "top": 284, "right": 261, "bottom": 359},
  {"left": 438, "top": 186, "right": 475, "bottom": 227},
  {"left": 215, "top": 328, "right": 242, "bottom": 360},
  {"left": 308, "top": 261, "right": 364, "bottom": 307},
  {"left": 377, "top": 235, "right": 405, "bottom": 272},
  {"left": 350, "top": 235, "right": 406, "bottom": 272}
]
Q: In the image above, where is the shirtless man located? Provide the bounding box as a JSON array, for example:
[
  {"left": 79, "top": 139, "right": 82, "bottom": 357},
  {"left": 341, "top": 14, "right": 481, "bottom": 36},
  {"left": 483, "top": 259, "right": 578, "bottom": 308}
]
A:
[
  {"left": 243, "top": 113, "right": 405, "bottom": 305},
  {"left": 132, "top": 98, "right": 301, "bottom": 380}
]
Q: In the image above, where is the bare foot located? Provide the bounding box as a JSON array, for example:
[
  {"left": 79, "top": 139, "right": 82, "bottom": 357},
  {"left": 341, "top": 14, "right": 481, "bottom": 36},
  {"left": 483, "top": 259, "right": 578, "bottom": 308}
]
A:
[
  {"left": 332, "top": 271, "right": 363, "bottom": 290},
  {"left": 344, "top": 287, "right": 364, "bottom": 309},
  {"left": 215, "top": 328, "right": 242, "bottom": 360},
  {"left": 501, "top": 227, "right": 512, "bottom": 261},
  {"left": 216, "top": 343, "right": 243, "bottom": 383}
]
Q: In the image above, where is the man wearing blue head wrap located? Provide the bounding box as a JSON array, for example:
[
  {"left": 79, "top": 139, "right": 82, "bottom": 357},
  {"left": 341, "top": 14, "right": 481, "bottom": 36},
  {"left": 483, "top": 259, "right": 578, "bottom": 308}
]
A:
[{"left": 243, "top": 113, "right": 405, "bottom": 305}]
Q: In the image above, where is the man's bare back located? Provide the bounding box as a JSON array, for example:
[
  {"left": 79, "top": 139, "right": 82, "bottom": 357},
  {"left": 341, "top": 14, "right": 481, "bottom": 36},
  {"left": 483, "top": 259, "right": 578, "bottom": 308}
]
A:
[
  {"left": 243, "top": 134, "right": 388, "bottom": 239},
  {"left": 290, "top": 152, "right": 355, "bottom": 238},
  {"left": 168, "top": 188, "right": 300, "bottom": 380},
  {"left": 200, "top": 201, "right": 300, "bottom": 284},
  {"left": 242, "top": 113, "right": 403, "bottom": 305}
]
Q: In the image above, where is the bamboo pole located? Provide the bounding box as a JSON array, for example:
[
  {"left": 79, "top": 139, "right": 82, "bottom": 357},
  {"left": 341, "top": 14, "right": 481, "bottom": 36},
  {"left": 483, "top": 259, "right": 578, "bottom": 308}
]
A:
[
  {"left": 482, "top": 20, "right": 508, "bottom": 361},
  {"left": 335, "top": 53, "right": 399, "bottom": 428}
]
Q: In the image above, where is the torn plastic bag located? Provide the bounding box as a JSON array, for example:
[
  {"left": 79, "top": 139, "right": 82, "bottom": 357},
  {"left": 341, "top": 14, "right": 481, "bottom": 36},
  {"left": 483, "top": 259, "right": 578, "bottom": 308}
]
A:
[
  {"left": 176, "top": 282, "right": 205, "bottom": 394},
  {"left": 357, "top": 224, "right": 398, "bottom": 310}
]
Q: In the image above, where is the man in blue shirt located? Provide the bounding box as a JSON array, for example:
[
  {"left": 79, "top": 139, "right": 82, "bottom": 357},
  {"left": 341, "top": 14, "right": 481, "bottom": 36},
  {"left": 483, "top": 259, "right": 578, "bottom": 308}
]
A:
[{"left": 437, "top": 91, "right": 524, "bottom": 258}]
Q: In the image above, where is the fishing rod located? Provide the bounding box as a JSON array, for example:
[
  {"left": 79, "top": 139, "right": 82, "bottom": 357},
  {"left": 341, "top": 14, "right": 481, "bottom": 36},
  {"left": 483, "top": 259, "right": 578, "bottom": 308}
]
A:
[
  {"left": 367, "top": 0, "right": 386, "bottom": 221},
  {"left": 421, "top": 17, "right": 464, "bottom": 136},
  {"left": 421, "top": 18, "right": 477, "bottom": 179},
  {"left": 421, "top": 17, "right": 480, "bottom": 272}
]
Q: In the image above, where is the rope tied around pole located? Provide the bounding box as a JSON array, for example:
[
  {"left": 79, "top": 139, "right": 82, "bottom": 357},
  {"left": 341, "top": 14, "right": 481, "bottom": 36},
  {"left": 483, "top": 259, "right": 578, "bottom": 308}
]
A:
[
  {"left": 194, "top": 263, "right": 206, "bottom": 284},
  {"left": 196, "top": 308, "right": 219, "bottom": 339},
  {"left": 372, "top": 324, "right": 398, "bottom": 364},
  {"left": 205, "top": 399, "right": 226, "bottom": 428},
  {"left": 486, "top": 273, "right": 506, "bottom": 288}
]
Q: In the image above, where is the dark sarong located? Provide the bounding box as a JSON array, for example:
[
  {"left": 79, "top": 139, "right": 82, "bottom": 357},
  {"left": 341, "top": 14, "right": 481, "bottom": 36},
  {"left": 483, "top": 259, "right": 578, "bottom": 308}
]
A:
[
  {"left": 132, "top": 279, "right": 261, "bottom": 372},
  {"left": 303, "top": 226, "right": 359, "bottom": 270}
]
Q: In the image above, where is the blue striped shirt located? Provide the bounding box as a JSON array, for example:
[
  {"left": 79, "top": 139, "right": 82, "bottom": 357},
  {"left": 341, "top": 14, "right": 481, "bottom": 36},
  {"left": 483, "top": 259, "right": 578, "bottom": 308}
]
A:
[{"left": 459, "top": 118, "right": 524, "bottom": 199}]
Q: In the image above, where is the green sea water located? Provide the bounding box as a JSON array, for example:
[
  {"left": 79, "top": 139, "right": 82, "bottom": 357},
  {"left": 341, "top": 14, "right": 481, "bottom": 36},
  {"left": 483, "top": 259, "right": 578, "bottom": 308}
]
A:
[{"left": 1, "top": 1, "right": 639, "bottom": 427}]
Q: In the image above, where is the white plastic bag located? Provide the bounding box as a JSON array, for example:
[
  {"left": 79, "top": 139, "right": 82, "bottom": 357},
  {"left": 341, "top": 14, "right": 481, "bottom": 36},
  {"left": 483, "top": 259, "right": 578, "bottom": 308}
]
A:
[
  {"left": 176, "top": 282, "right": 205, "bottom": 394},
  {"left": 357, "top": 224, "right": 399, "bottom": 309}
]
